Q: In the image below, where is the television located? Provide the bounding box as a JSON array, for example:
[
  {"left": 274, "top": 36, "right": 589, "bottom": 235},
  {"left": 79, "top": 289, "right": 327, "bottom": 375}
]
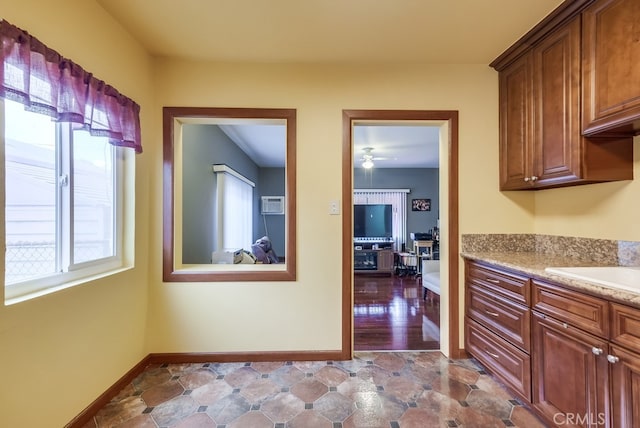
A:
[{"left": 354, "top": 204, "right": 393, "bottom": 239}]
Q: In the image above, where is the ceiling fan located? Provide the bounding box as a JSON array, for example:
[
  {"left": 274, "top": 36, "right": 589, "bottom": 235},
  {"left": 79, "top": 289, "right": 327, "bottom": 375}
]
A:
[{"left": 359, "top": 147, "right": 387, "bottom": 169}]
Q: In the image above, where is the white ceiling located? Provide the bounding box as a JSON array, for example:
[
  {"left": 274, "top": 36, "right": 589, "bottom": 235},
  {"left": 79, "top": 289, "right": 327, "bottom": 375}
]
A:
[
  {"left": 97, "top": 0, "right": 564, "bottom": 168},
  {"left": 354, "top": 124, "right": 440, "bottom": 169}
]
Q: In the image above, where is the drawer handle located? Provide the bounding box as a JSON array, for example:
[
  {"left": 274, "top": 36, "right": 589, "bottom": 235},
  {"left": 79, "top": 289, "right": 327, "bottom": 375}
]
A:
[
  {"left": 484, "top": 309, "right": 500, "bottom": 317},
  {"left": 607, "top": 355, "right": 620, "bottom": 364},
  {"left": 485, "top": 278, "right": 500, "bottom": 284},
  {"left": 485, "top": 348, "right": 500, "bottom": 359},
  {"left": 591, "top": 347, "right": 603, "bottom": 356}
]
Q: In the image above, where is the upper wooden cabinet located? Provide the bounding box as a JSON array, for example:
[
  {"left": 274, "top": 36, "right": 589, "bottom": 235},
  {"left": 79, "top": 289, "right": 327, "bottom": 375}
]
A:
[
  {"left": 583, "top": 0, "right": 640, "bottom": 135},
  {"left": 492, "top": 0, "right": 634, "bottom": 190}
]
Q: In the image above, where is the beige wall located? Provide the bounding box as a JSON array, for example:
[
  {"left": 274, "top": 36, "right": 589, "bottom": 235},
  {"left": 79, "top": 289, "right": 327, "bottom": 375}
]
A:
[
  {"left": 0, "top": 1, "right": 153, "bottom": 426},
  {"left": 146, "top": 59, "right": 532, "bottom": 355},
  {"left": 533, "top": 138, "right": 640, "bottom": 240}
]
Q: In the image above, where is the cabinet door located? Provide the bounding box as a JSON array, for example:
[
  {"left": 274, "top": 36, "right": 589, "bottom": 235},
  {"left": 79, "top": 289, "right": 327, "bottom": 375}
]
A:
[
  {"left": 499, "top": 53, "right": 533, "bottom": 190},
  {"left": 533, "top": 16, "right": 582, "bottom": 187},
  {"left": 377, "top": 250, "right": 394, "bottom": 272},
  {"left": 583, "top": 0, "right": 640, "bottom": 135},
  {"left": 532, "top": 312, "right": 609, "bottom": 427},
  {"left": 609, "top": 344, "right": 640, "bottom": 428}
]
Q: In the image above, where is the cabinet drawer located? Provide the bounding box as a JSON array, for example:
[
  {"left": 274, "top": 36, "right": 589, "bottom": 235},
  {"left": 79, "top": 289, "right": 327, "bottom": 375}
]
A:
[
  {"left": 467, "top": 285, "right": 531, "bottom": 352},
  {"left": 532, "top": 280, "right": 609, "bottom": 338},
  {"left": 465, "top": 317, "right": 532, "bottom": 402},
  {"left": 466, "top": 261, "right": 530, "bottom": 306},
  {"left": 611, "top": 302, "right": 640, "bottom": 353}
]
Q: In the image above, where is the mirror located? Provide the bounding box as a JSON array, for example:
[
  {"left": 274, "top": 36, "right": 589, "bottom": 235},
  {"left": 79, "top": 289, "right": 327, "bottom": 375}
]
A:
[{"left": 163, "top": 107, "right": 296, "bottom": 281}]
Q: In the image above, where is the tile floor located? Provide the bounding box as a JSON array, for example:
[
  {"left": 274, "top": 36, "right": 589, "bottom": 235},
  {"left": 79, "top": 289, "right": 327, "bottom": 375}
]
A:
[{"left": 83, "top": 352, "right": 546, "bottom": 428}]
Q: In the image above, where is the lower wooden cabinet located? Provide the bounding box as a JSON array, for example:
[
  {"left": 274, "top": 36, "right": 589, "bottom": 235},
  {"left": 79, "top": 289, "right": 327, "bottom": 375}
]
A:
[
  {"left": 464, "top": 258, "right": 640, "bottom": 427},
  {"left": 609, "top": 344, "right": 640, "bottom": 428},
  {"left": 531, "top": 311, "right": 609, "bottom": 427}
]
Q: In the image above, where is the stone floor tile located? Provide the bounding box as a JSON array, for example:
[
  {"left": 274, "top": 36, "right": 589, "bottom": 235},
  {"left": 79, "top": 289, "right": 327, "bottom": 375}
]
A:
[
  {"left": 287, "top": 409, "right": 333, "bottom": 428},
  {"left": 465, "top": 389, "right": 513, "bottom": 420},
  {"left": 373, "top": 352, "right": 407, "bottom": 371},
  {"left": 210, "top": 362, "right": 247, "bottom": 376},
  {"left": 141, "top": 380, "right": 184, "bottom": 407},
  {"left": 474, "top": 375, "right": 515, "bottom": 402},
  {"left": 223, "top": 366, "right": 260, "bottom": 388},
  {"left": 342, "top": 408, "right": 390, "bottom": 428},
  {"left": 454, "top": 404, "right": 510, "bottom": 427},
  {"left": 190, "top": 379, "right": 234, "bottom": 406},
  {"left": 250, "top": 361, "right": 284, "bottom": 373},
  {"left": 173, "top": 412, "right": 217, "bottom": 428},
  {"left": 94, "top": 396, "right": 147, "bottom": 427},
  {"left": 205, "top": 393, "right": 251, "bottom": 425},
  {"left": 260, "top": 391, "right": 305, "bottom": 422},
  {"left": 337, "top": 381, "right": 379, "bottom": 402},
  {"left": 383, "top": 375, "right": 424, "bottom": 402},
  {"left": 132, "top": 368, "right": 172, "bottom": 392},
  {"left": 430, "top": 374, "right": 472, "bottom": 401},
  {"left": 149, "top": 395, "right": 198, "bottom": 427},
  {"left": 376, "top": 391, "right": 409, "bottom": 421},
  {"left": 443, "top": 363, "right": 481, "bottom": 385},
  {"left": 414, "top": 389, "right": 463, "bottom": 419},
  {"left": 178, "top": 368, "right": 218, "bottom": 390},
  {"left": 226, "top": 411, "right": 274, "bottom": 428},
  {"left": 269, "top": 364, "right": 306, "bottom": 387},
  {"left": 289, "top": 377, "right": 328, "bottom": 403},
  {"left": 398, "top": 407, "right": 450, "bottom": 428},
  {"left": 510, "top": 405, "right": 548, "bottom": 428},
  {"left": 292, "top": 360, "right": 327, "bottom": 373},
  {"left": 355, "top": 364, "right": 392, "bottom": 386},
  {"left": 239, "top": 378, "right": 281, "bottom": 403},
  {"left": 314, "top": 365, "right": 349, "bottom": 387},
  {"left": 314, "top": 391, "right": 356, "bottom": 421},
  {"left": 113, "top": 414, "right": 156, "bottom": 428}
]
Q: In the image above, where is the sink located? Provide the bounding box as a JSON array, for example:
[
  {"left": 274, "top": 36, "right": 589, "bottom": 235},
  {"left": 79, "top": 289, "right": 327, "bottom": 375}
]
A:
[{"left": 544, "top": 266, "right": 640, "bottom": 294}]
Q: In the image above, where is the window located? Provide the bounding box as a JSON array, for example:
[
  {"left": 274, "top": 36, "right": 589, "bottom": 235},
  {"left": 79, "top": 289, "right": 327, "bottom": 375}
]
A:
[
  {"left": 1, "top": 19, "right": 141, "bottom": 302},
  {"left": 213, "top": 165, "right": 254, "bottom": 251},
  {"left": 3, "top": 98, "right": 125, "bottom": 300}
]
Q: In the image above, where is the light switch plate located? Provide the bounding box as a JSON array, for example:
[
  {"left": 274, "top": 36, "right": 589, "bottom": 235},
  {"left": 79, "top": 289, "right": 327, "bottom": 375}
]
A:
[{"left": 329, "top": 200, "right": 340, "bottom": 215}]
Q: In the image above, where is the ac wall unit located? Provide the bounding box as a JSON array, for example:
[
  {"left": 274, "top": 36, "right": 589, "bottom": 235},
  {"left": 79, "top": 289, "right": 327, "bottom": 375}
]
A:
[{"left": 261, "top": 196, "right": 285, "bottom": 215}]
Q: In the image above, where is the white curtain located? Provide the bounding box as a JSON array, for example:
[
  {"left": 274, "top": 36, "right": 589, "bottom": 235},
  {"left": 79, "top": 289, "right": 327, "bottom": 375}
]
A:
[
  {"left": 214, "top": 165, "right": 254, "bottom": 251},
  {"left": 354, "top": 189, "right": 408, "bottom": 251}
]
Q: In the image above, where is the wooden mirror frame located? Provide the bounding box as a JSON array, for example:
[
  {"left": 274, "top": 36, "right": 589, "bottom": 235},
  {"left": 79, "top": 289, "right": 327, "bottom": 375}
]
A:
[{"left": 162, "top": 107, "right": 296, "bottom": 282}]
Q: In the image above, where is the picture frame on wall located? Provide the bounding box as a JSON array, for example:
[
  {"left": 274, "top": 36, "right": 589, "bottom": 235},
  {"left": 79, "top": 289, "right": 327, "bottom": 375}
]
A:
[{"left": 412, "top": 198, "right": 431, "bottom": 211}]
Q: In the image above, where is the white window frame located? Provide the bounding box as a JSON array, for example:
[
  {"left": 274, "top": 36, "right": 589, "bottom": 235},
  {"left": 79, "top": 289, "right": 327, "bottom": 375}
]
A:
[{"left": 2, "top": 99, "right": 130, "bottom": 304}]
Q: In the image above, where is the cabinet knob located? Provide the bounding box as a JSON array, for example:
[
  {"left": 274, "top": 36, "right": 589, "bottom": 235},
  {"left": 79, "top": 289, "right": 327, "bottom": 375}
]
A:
[
  {"left": 607, "top": 354, "right": 620, "bottom": 364},
  {"left": 531, "top": 176, "right": 538, "bottom": 182},
  {"left": 523, "top": 177, "right": 530, "bottom": 182},
  {"left": 591, "top": 347, "right": 603, "bottom": 356}
]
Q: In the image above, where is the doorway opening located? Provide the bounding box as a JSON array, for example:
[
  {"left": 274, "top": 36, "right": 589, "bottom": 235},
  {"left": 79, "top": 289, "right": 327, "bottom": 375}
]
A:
[{"left": 341, "top": 110, "right": 461, "bottom": 358}]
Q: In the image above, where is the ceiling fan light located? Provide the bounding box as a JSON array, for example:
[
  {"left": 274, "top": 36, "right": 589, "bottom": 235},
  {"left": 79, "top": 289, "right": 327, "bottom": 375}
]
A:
[{"left": 362, "top": 159, "right": 374, "bottom": 169}]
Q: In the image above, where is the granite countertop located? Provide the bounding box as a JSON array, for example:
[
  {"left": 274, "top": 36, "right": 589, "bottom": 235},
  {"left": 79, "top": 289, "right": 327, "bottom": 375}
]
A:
[{"left": 461, "top": 250, "right": 640, "bottom": 307}]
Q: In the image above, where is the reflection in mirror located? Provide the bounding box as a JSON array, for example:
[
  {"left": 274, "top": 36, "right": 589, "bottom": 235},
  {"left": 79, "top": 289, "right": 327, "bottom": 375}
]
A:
[{"left": 163, "top": 107, "right": 296, "bottom": 282}]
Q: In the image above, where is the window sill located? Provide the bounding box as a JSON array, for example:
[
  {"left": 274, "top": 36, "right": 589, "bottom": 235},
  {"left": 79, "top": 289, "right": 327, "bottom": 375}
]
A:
[{"left": 4, "top": 265, "right": 134, "bottom": 306}]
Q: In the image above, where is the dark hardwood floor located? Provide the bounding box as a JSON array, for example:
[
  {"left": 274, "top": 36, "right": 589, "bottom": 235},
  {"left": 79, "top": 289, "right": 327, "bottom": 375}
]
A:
[{"left": 354, "top": 272, "right": 440, "bottom": 351}]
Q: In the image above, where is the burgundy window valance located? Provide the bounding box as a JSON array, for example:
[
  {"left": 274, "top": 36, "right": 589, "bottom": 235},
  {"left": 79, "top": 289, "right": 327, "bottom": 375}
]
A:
[{"left": 0, "top": 19, "right": 142, "bottom": 153}]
